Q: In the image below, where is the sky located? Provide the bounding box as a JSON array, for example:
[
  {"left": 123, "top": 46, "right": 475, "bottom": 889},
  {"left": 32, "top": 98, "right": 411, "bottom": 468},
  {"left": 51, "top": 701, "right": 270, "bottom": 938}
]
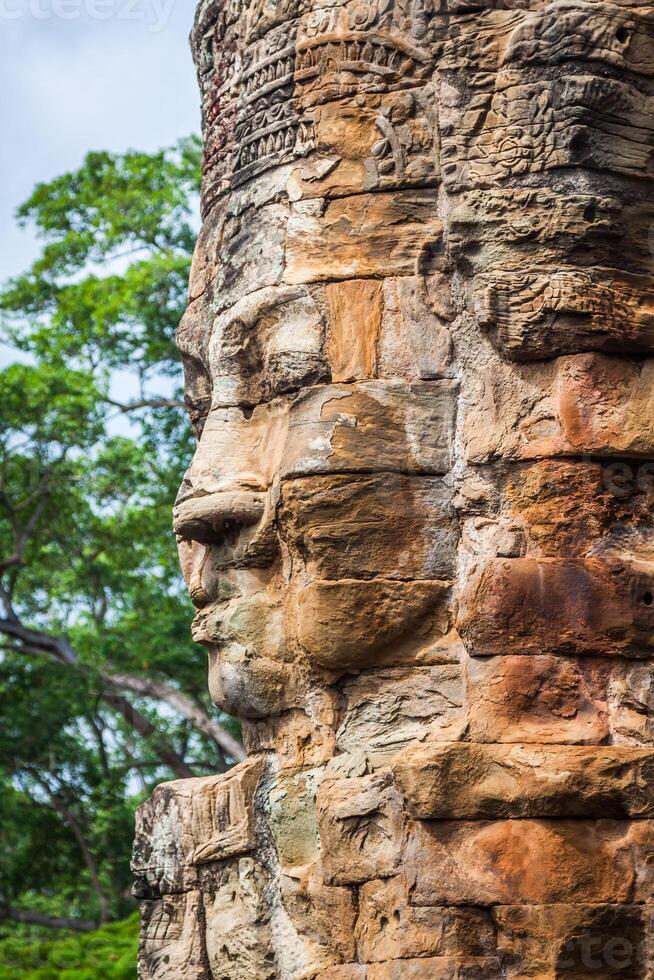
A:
[{"left": 0, "top": 0, "right": 201, "bottom": 283}]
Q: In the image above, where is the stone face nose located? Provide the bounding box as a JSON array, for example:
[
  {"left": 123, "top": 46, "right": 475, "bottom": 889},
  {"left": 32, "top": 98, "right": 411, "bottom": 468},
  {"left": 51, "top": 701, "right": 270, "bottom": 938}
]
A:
[{"left": 172, "top": 491, "right": 266, "bottom": 546}]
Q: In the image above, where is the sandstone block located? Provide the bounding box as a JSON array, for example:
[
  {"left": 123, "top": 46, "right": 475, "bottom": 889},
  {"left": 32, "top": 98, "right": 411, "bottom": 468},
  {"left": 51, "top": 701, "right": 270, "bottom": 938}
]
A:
[
  {"left": 463, "top": 353, "right": 654, "bottom": 463},
  {"left": 356, "top": 876, "right": 495, "bottom": 964},
  {"left": 133, "top": 762, "right": 263, "bottom": 895},
  {"left": 458, "top": 557, "right": 654, "bottom": 658},
  {"left": 178, "top": 400, "right": 288, "bottom": 497},
  {"left": 441, "top": 72, "right": 654, "bottom": 190},
  {"left": 337, "top": 664, "right": 466, "bottom": 766},
  {"left": 295, "top": 10, "right": 433, "bottom": 107},
  {"left": 204, "top": 858, "right": 276, "bottom": 979},
  {"left": 281, "top": 474, "right": 457, "bottom": 582},
  {"left": 182, "top": 377, "right": 457, "bottom": 500},
  {"left": 215, "top": 202, "right": 288, "bottom": 312},
  {"left": 406, "top": 819, "right": 654, "bottom": 906},
  {"left": 392, "top": 742, "right": 654, "bottom": 819},
  {"left": 317, "top": 967, "right": 367, "bottom": 980},
  {"left": 326, "top": 279, "right": 383, "bottom": 382},
  {"left": 504, "top": 3, "right": 654, "bottom": 76},
  {"left": 465, "top": 654, "right": 654, "bottom": 749},
  {"left": 296, "top": 578, "right": 451, "bottom": 672},
  {"left": 494, "top": 903, "right": 654, "bottom": 979},
  {"left": 464, "top": 655, "right": 612, "bottom": 745},
  {"left": 138, "top": 892, "right": 210, "bottom": 980},
  {"left": 316, "top": 963, "right": 368, "bottom": 980},
  {"left": 268, "top": 768, "right": 321, "bottom": 871},
  {"left": 379, "top": 276, "right": 453, "bottom": 381},
  {"left": 243, "top": 705, "right": 338, "bottom": 769},
  {"left": 208, "top": 285, "right": 328, "bottom": 407},
  {"left": 481, "top": 267, "right": 654, "bottom": 360},
  {"left": 317, "top": 772, "right": 404, "bottom": 885},
  {"left": 500, "top": 460, "right": 625, "bottom": 558},
  {"left": 367, "top": 957, "right": 501, "bottom": 979},
  {"left": 448, "top": 189, "right": 654, "bottom": 275},
  {"left": 285, "top": 192, "right": 443, "bottom": 283},
  {"left": 280, "top": 862, "right": 358, "bottom": 973},
  {"left": 610, "top": 662, "right": 654, "bottom": 747},
  {"left": 287, "top": 87, "right": 439, "bottom": 200},
  {"left": 283, "top": 381, "right": 458, "bottom": 478}
]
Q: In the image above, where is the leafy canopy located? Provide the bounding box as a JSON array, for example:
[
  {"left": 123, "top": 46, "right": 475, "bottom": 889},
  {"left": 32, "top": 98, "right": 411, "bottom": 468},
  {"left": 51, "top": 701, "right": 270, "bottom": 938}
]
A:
[{"left": 0, "top": 137, "right": 241, "bottom": 941}]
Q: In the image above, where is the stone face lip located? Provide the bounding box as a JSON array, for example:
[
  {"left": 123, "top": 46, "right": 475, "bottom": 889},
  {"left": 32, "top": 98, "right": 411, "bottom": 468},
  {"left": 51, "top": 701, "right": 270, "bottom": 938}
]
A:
[{"left": 392, "top": 742, "right": 654, "bottom": 819}]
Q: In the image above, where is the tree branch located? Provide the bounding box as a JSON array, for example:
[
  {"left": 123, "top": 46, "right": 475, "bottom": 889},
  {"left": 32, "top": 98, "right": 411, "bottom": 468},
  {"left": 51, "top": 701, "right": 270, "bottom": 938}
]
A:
[
  {"left": 0, "top": 617, "right": 197, "bottom": 779},
  {"left": 103, "top": 396, "right": 185, "bottom": 413},
  {"left": 0, "top": 617, "right": 77, "bottom": 663},
  {"left": 101, "top": 685, "right": 195, "bottom": 779},
  {"left": 107, "top": 672, "right": 246, "bottom": 762},
  {"left": 29, "top": 773, "right": 111, "bottom": 926},
  {"left": 0, "top": 905, "right": 97, "bottom": 932}
]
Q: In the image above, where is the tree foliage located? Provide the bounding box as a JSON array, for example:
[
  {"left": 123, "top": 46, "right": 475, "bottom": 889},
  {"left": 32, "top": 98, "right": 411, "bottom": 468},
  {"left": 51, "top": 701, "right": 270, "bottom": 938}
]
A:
[
  {"left": 0, "top": 137, "right": 242, "bottom": 937},
  {"left": 0, "top": 913, "right": 139, "bottom": 979}
]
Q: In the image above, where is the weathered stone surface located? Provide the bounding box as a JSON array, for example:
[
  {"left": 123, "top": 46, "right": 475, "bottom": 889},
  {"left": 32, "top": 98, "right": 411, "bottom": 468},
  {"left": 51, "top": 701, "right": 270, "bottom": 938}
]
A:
[
  {"left": 133, "top": 761, "right": 263, "bottom": 895},
  {"left": 139, "top": 859, "right": 276, "bottom": 980},
  {"left": 463, "top": 354, "right": 654, "bottom": 464},
  {"left": 464, "top": 655, "right": 613, "bottom": 745},
  {"left": 393, "top": 742, "right": 654, "bottom": 819},
  {"left": 138, "top": 893, "right": 209, "bottom": 980},
  {"left": 448, "top": 190, "right": 654, "bottom": 277},
  {"left": 367, "top": 957, "right": 501, "bottom": 979},
  {"left": 406, "top": 819, "right": 654, "bottom": 906},
  {"left": 281, "top": 474, "right": 457, "bottom": 581},
  {"left": 336, "top": 664, "right": 466, "bottom": 765},
  {"left": 282, "top": 381, "right": 457, "bottom": 478},
  {"left": 326, "top": 280, "right": 383, "bottom": 383},
  {"left": 296, "top": 579, "right": 451, "bottom": 671},
  {"left": 458, "top": 557, "right": 654, "bottom": 658},
  {"left": 480, "top": 267, "right": 654, "bottom": 360},
  {"left": 243, "top": 705, "right": 338, "bottom": 769},
  {"left": 287, "top": 87, "right": 440, "bottom": 200},
  {"left": 499, "top": 459, "right": 640, "bottom": 558},
  {"left": 379, "top": 276, "right": 453, "bottom": 381},
  {"left": 204, "top": 859, "right": 276, "bottom": 979},
  {"left": 317, "top": 772, "right": 404, "bottom": 886},
  {"left": 268, "top": 767, "right": 321, "bottom": 871},
  {"left": 356, "top": 877, "right": 496, "bottom": 964},
  {"left": 209, "top": 285, "right": 329, "bottom": 407},
  {"left": 494, "top": 903, "right": 654, "bottom": 979},
  {"left": 466, "top": 654, "right": 654, "bottom": 750},
  {"left": 316, "top": 968, "right": 367, "bottom": 980},
  {"left": 441, "top": 71, "right": 654, "bottom": 191},
  {"left": 279, "top": 863, "right": 358, "bottom": 974},
  {"left": 317, "top": 969, "right": 367, "bottom": 980},
  {"left": 137, "top": 0, "right": 654, "bottom": 975},
  {"left": 285, "top": 192, "right": 443, "bottom": 283}
]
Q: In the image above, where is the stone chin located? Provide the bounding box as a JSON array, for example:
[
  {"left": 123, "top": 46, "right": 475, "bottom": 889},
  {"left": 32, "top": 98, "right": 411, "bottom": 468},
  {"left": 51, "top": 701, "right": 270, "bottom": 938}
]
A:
[{"left": 207, "top": 646, "right": 301, "bottom": 719}]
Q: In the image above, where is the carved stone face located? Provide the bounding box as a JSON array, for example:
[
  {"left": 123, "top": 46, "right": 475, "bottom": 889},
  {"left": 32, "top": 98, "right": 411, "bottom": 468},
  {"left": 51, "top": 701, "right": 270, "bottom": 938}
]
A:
[
  {"left": 175, "top": 0, "right": 654, "bottom": 722},
  {"left": 176, "top": 273, "right": 455, "bottom": 717},
  {"left": 173, "top": 0, "right": 461, "bottom": 719}
]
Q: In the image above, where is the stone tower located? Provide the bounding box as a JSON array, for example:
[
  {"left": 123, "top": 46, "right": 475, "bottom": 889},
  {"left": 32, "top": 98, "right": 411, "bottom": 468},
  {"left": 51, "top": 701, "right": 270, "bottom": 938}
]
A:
[{"left": 133, "top": 1, "right": 654, "bottom": 976}]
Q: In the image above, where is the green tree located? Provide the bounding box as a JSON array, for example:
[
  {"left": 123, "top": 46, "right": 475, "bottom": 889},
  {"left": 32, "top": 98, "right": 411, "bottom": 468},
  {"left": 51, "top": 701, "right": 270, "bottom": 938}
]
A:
[{"left": 0, "top": 138, "right": 243, "bottom": 935}]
